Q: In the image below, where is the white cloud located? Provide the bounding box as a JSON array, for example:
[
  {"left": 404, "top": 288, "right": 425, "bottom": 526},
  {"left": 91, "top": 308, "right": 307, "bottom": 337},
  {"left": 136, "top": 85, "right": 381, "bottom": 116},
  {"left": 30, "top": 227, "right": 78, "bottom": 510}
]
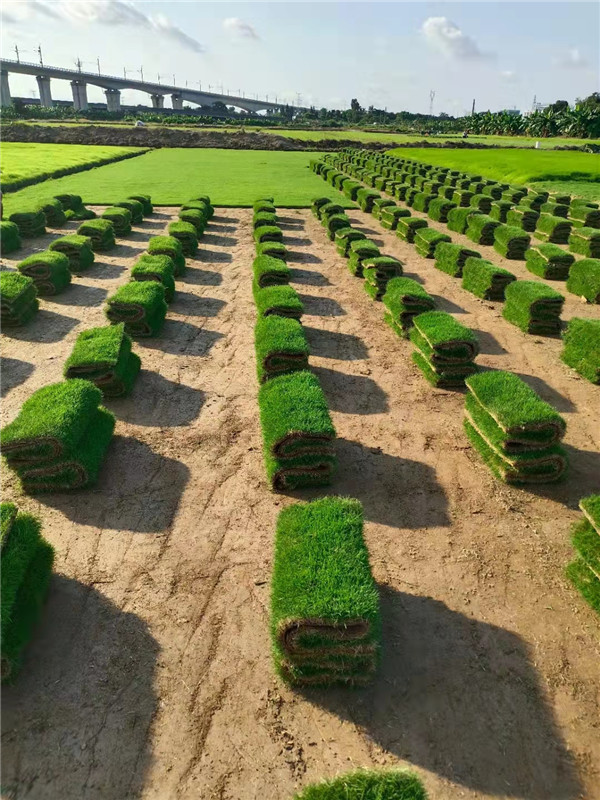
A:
[
  {"left": 422, "top": 17, "right": 491, "bottom": 61},
  {"left": 152, "top": 14, "right": 205, "bottom": 54},
  {"left": 500, "top": 70, "right": 518, "bottom": 82},
  {"left": 223, "top": 17, "right": 259, "bottom": 40},
  {"left": 556, "top": 48, "right": 589, "bottom": 69},
  {"left": 59, "top": 0, "right": 148, "bottom": 26},
  {"left": 3, "top": 0, "right": 62, "bottom": 22}
]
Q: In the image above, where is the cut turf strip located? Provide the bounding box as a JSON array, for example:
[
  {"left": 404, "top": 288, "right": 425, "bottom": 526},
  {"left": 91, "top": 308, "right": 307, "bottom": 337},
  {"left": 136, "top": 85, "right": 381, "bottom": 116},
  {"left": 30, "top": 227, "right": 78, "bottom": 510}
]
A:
[
  {"left": 348, "top": 239, "right": 380, "bottom": 277},
  {"left": 462, "top": 257, "right": 516, "bottom": 300},
  {"left": 502, "top": 281, "right": 564, "bottom": 335},
  {"left": 568, "top": 227, "right": 600, "bottom": 258},
  {"left": 1, "top": 221, "right": 21, "bottom": 254},
  {"left": 335, "top": 227, "right": 366, "bottom": 257},
  {"left": 64, "top": 323, "right": 141, "bottom": 397},
  {"left": 16, "top": 250, "right": 71, "bottom": 296},
  {"left": 414, "top": 227, "right": 451, "bottom": 259},
  {"left": 270, "top": 497, "right": 380, "bottom": 686},
  {"left": 383, "top": 277, "right": 436, "bottom": 338},
  {"left": 253, "top": 284, "right": 303, "bottom": 320},
  {"left": 168, "top": 221, "right": 198, "bottom": 256},
  {"left": 292, "top": 769, "right": 427, "bottom": 800},
  {"left": 0, "top": 380, "right": 115, "bottom": 493},
  {"left": 493, "top": 224, "right": 531, "bottom": 259},
  {"left": 565, "top": 258, "right": 600, "bottom": 303},
  {"left": 48, "top": 234, "right": 95, "bottom": 273},
  {"left": 410, "top": 310, "right": 479, "bottom": 388},
  {"left": 561, "top": 317, "right": 600, "bottom": 384},
  {"left": 535, "top": 214, "right": 572, "bottom": 244},
  {"left": 105, "top": 281, "right": 168, "bottom": 337},
  {"left": 254, "top": 316, "right": 310, "bottom": 383},
  {"left": 77, "top": 218, "right": 116, "bottom": 251},
  {"left": 131, "top": 254, "right": 176, "bottom": 302},
  {"left": 566, "top": 495, "right": 600, "bottom": 615},
  {"left": 434, "top": 242, "right": 481, "bottom": 277},
  {"left": 0, "top": 272, "right": 39, "bottom": 326},
  {"left": 363, "top": 256, "right": 403, "bottom": 300},
  {"left": 101, "top": 206, "right": 132, "bottom": 236},
  {"left": 464, "top": 370, "right": 567, "bottom": 484},
  {"left": 253, "top": 255, "right": 291, "bottom": 288},
  {"left": 147, "top": 235, "right": 186, "bottom": 277},
  {"left": 525, "top": 244, "right": 574, "bottom": 280},
  {"left": 8, "top": 209, "right": 46, "bottom": 238}
]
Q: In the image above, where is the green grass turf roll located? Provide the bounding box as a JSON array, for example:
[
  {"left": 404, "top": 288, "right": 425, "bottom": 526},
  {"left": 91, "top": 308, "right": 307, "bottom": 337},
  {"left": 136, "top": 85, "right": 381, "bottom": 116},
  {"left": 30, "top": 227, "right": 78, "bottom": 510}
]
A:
[
  {"left": 77, "top": 218, "right": 116, "bottom": 251},
  {"left": 255, "top": 316, "right": 309, "bottom": 383},
  {"left": 470, "top": 194, "right": 493, "bottom": 214},
  {"left": 569, "top": 204, "right": 600, "bottom": 228},
  {"left": 189, "top": 194, "right": 214, "bottom": 217},
  {"left": 65, "top": 206, "right": 96, "bottom": 221},
  {"left": 382, "top": 277, "right": 435, "bottom": 337},
  {"left": 356, "top": 188, "right": 380, "bottom": 213},
  {"left": 525, "top": 244, "right": 574, "bottom": 280},
  {"left": 254, "top": 225, "right": 283, "bottom": 245},
  {"left": 105, "top": 280, "right": 167, "bottom": 337},
  {"left": 1, "top": 221, "right": 21, "bottom": 254},
  {"left": 452, "top": 190, "right": 474, "bottom": 208},
  {"left": 462, "top": 257, "right": 516, "bottom": 300},
  {"left": 0, "top": 272, "right": 38, "bottom": 326},
  {"left": 0, "top": 380, "right": 115, "bottom": 492},
  {"left": 415, "top": 228, "right": 451, "bottom": 259},
  {"left": 168, "top": 221, "right": 198, "bottom": 255},
  {"left": 324, "top": 214, "right": 351, "bottom": 241},
  {"left": 501, "top": 187, "right": 528, "bottom": 204},
  {"left": 253, "top": 211, "right": 278, "bottom": 230},
  {"left": 482, "top": 184, "right": 506, "bottom": 200},
  {"left": 412, "top": 192, "right": 434, "bottom": 213},
  {"left": 540, "top": 202, "right": 569, "bottom": 219},
  {"left": 181, "top": 201, "right": 211, "bottom": 220},
  {"left": 8, "top": 209, "right": 46, "bottom": 238},
  {"left": 292, "top": 769, "right": 427, "bottom": 800},
  {"left": 581, "top": 494, "right": 600, "bottom": 534},
  {"left": 311, "top": 197, "right": 333, "bottom": 219},
  {"left": 535, "top": 214, "right": 572, "bottom": 244},
  {"left": 428, "top": 197, "right": 456, "bottom": 223},
  {"left": 569, "top": 227, "right": 600, "bottom": 258},
  {"left": 48, "top": 234, "right": 94, "bottom": 273},
  {"left": 566, "top": 258, "right": 600, "bottom": 303},
  {"left": 101, "top": 206, "right": 132, "bottom": 236},
  {"left": 253, "top": 283, "right": 303, "bottom": 320},
  {"left": 561, "top": 317, "right": 600, "bottom": 384},
  {"left": 64, "top": 323, "right": 141, "bottom": 397},
  {"left": 520, "top": 194, "right": 547, "bottom": 212},
  {"left": 506, "top": 206, "right": 539, "bottom": 233},
  {"left": 493, "top": 224, "right": 531, "bottom": 259},
  {"left": 348, "top": 239, "right": 380, "bottom": 277},
  {"left": 502, "top": 280, "right": 564, "bottom": 335},
  {"left": 372, "top": 197, "right": 396, "bottom": 220},
  {"left": 434, "top": 242, "right": 480, "bottom": 277},
  {"left": 253, "top": 254, "right": 291, "bottom": 287},
  {"left": 397, "top": 217, "right": 428, "bottom": 243},
  {"left": 566, "top": 534, "right": 600, "bottom": 615},
  {"left": 335, "top": 227, "right": 366, "bottom": 257},
  {"left": 320, "top": 203, "right": 345, "bottom": 222},
  {"left": 114, "top": 199, "right": 143, "bottom": 224},
  {"left": 410, "top": 310, "right": 479, "bottom": 387},
  {"left": 447, "top": 207, "right": 482, "bottom": 234},
  {"left": 270, "top": 497, "right": 380, "bottom": 686},
  {"left": 489, "top": 201, "right": 514, "bottom": 223},
  {"left": 178, "top": 208, "right": 206, "bottom": 236},
  {"left": 131, "top": 253, "right": 176, "bottom": 302},
  {"left": 39, "top": 198, "right": 66, "bottom": 227},
  {"left": 380, "top": 206, "right": 411, "bottom": 230},
  {"left": 342, "top": 180, "right": 362, "bottom": 200},
  {"left": 1, "top": 503, "right": 54, "bottom": 682},
  {"left": 17, "top": 250, "right": 71, "bottom": 296},
  {"left": 147, "top": 235, "right": 185, "bottom": 276},
  {"left": 128, "top": 194, "right": 153, "bottom": 215},
  {"left": 54, "top": 193, "right": 83, "bottom": 211},
  {"left": 259, "top": 371, "right": 336, "bottom": 491},
  {"left": 363, "top": 256, "right": 403, "bottom": 300},
  {"left": 393, "top": 183, "right": 410, "bottom": 201},
  {"left": 256, "top": 241, "right": 288, "bottom": 261},
  {"left": 466, "top": 214, "right": 501, "bottom": 246}
]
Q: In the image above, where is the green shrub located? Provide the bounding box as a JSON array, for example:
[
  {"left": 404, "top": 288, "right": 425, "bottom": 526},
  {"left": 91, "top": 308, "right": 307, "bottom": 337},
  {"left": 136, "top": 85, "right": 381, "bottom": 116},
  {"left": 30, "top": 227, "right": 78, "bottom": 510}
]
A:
[
  {"left": 78, "top": 218, "right": 116, "bottom": 251},
  {"left": 502, "top": 280, "right": 564, "bottom": 335},
  {"left": 17, "top": 250, "right": 71, "bottom": 296},
  {"left": 383, "top": 277, "right": 435, "bottom": 337},
  {"left": 525, "top": 244, "right": 574, "bottom": 280},
  {"left": 561, "top": 317, "right": 600, "bottom": 384},
  {"left": 434, "top": 242, "right": 480, "bottom": 277},
  {"left": 0, "top": 272, "right": 38, "bottom": 326},
  {"left": 253, "top": 254, "right": 291, "bottom": 287},
  {"left": 105, "top": 280, "right": 167, "bottom": 337},
  {"left": 64, "top": 323, "right": 141, "bottom": 397},
  {"left": 462, "top": 257, "right": 516, "bottom": 300},
  {"left": 49, "top": 234, "right": 94, "bottom": 273},
  {"left": 569, "top": 227, "right": 600, "bottom": 258},
  {"left": 101, "top": 206, "right": 132, "bottom": 236},
  {"left": 410, "top": 310, "right": 478, "bottom": 388},
  {"left": 566, "top": 258, "right": 600, "bottom": 303},
  {"left": 147, "top": 235, "right": 185, "bottom": 276},
  {"left": 255, "top": 316, "right": 309, "bottom": 383},
  {"left": 131, "top": 253, "right": 176, "bottom": 302},
  {"left": 253, "top": 284, "right": 303, "bottom": 320},
  {"left": 168, "top": 221, "right": 198, "bottom": 255}
]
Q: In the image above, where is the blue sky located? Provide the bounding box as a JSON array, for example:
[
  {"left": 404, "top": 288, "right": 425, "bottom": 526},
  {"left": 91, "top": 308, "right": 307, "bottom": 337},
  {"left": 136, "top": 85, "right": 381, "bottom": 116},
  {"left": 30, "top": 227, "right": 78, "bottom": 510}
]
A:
[{"left": 1, "top": 1, "right": 598, "bottom": 114}]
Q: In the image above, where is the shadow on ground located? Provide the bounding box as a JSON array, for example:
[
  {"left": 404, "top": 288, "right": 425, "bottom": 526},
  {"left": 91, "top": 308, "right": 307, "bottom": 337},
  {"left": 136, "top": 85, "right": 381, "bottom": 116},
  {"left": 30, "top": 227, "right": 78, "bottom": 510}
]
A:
[
  {"left": 0, "top": 357, "right": 34, "bottom": 397},
  {"left": 305, "top": 326, "right": 368, "bottom": 360},
  {"left": 170, "top": 292, "right": 226, "bottom": 318},
  {"left": 313, "top": 366, "right": 388, "bottom": 414},
  {"left": 1, "top": 309, "right": 79, "bottom": 343},
  {"left": 112, "top": 371, "right": 205, "bottom": 427},
  {"left": 138, "top": 320, "right": 224, "bottom": 357}
]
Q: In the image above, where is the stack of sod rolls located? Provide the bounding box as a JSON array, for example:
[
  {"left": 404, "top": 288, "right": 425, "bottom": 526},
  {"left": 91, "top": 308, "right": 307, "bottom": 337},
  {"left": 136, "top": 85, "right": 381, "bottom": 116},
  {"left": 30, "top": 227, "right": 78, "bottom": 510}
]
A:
[
  {"left": 566, "top": 258, "right": 600, "bottom": 303},
  {"left": 566, "top": 495, "right": 600, "bottom": 615},
  {"left": 335, "top": 228, "right": 366, "bottom": 257},
  {"left": 540, "top": 201, "right": 569, "bottom": 219},
  {"left": 256, "top": 240, "right": 288, "bottom": 260},
  {"left": 569, "top": 227, "right": 600, "bottom": 258},
  {"left": 77, "top": 219, "right": 116, "bottom": 251},
  {"left": 0, "top": 380, "right": 115, "bottom": 492},
  {"left": 1, "top": 503, "right": 54, "bottom": 682},
  {"left": 147, "top": 235, "right": 186, "bottom": 277},
  {"left": 311, "top": 197, "right": 333, "bottom": 219},
  {"left": 525, "top": 244, "right": 574, "bottom": 280},
  {"left": 348, "top": 239, "right": 380, "bottom": 277},
  {"left": 253, "top": 254, "right": 291, "bottom": 288},
  {"left": 49, "top": 234, "right": 95, "bottom": 273},
  {"left": 535, "top": 214, "right": 572, "bottom": 244},
  {"left": 357, "top": 188, "right": 380, "bottom": 213},
  {"left": 8, "top": 209, "right": 46, "bottom": 238},
  {"left": 64, "top": 323, "right": 141, "bottom": 397},
  {"left": 464, "top": 371, "right": 567, "bottom": 484},
  {"left": 569, "top": 203, "right": 600, "bottom": 229},
  {"left": 462, "top": 257, "right": 516, "bottom": 300},
  {"left": 428, "top": 197, "right": 456, "bottom": 223},
  {"left": 372, "top": 197, "right": 396, "bottom": 220},
  {"left": 105, "top": 281, "right": 168, "bottom": 337},
  {"left": 415, "top": 228, "right": 451, "bottom": 259},
  {"left": 501, "top": 187, "right": 528, "bottom": 204},
  {"left": 434, "top": 242, "right": 481, "bottom": 277},
  {"left": 503, "top": 281, "right": 564, "bottom": 335},
  {"left": 489, "top": 201, "right": 513, "bottom": 223},
  {"left": 293, "top": 769, "right": 427, "bottom": 800},
  {"left": 506, "top": 206, "right": 540, "bottom": 232},
  {"left": 39, "top": 199, "right": 66, "bottom": 227},
  {"left": 17, "top": 251, "right": 71, "bottom": 296},
  {"left": 380, "top": 206, "right": 411, "bottom": 231},
  {"left": 131, "top": 254, "right": 176, "bottom": 302},
  {"left": 493, "top": 225, "right": 531, "bottom": 259},
  {"left": 561, "top": 317, "right": 600, "bottom": 384},
  {"left": 452, "top": 190, "right": 474, "bottom": 207},
  {"left": 115, "top": 199, "right": 143, "bottom": 224},
  {"left": 168, "top": 221, "right": 198, "bottom": 256},
  {"left": 447, "top": 207, "right": 482, "bottom": 234},
  {"left": 397, "top": 217, "right": 428, "bottom": 243},
  {"left": 255, "top": 316, "right": 309, "bottom": 383},
  {"left": 0, "top": 273, "right": 38, "bottom": 326},
  {"left": 270, "top": 497, "right": 379, "bottom": 686},
  {"left": 101, "top": 206, "right": 132, "bottom": 236},
  {"left": 55, "top": 194, "right": 96, "bottom": 221},
  {"left": 259, "top": 371, "right": 336, "bottom": 490},
  {"left": 254, "top": 221, "right": 283, "bottom": 245},
  {"left": 470, "top": 194, "right": 493, "bottom": 214},
  {"left": 179, "top": 207, "right": 207, "bottom": 236},
  {"left": 363, "top": 256, "right": 403, "bottom": 300},
  {"left": 253, "top": 283, "right": 303, "bottom": 320},
  {"left": 383, "top": 277, "right": 435, "bottom": 338},
  {"left": 128, "top": 194, "right": 153, "bottom": 216},
  {"left": 323, "top": 210, "right": 351, "bottom": 242},
  {"left": 1, "top": 221, "right": 21, "bottom": 254},
  {"left": 410, "top": 311, "right": 479, "bottom": 388},
  {"left": 466, "top": 214, "right": 501, "bottom": 246}
]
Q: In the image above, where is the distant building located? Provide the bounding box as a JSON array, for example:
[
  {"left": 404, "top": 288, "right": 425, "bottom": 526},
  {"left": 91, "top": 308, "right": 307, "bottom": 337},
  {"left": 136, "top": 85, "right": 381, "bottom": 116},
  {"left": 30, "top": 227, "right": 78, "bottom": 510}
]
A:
[{"left": 501, "top": 108, "right": 521, "bottom": 115}]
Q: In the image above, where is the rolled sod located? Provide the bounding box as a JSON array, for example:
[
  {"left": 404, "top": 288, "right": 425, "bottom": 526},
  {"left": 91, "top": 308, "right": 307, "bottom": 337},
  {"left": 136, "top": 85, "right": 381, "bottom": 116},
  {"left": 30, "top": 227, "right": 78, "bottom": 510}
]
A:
[
  {"left": 535, "top": 214, "right": 572, "bottom": 244},
  {"left": 489, "top": 201, "right": 513, "bottom": 223},
  {"left": 39, "top": 198, "right": 67, "bottom": 227},
  {"left": 179, "top": 208, "right": 206, "bottom": 236},
  {"left": 470, "top": 194, "right": 493, "bottom": 214},
  {"left": 452, "top": 190, "right": 475, "bottom": 208},
  {"left": 466, "top": 214, "right": 501, "bottom": 246},
  {"left": 342, "top": 180, "right": 362, "bottom": 200},
  {"left": 380, "top": 206, "right": 411, "bottom": 230},
  {"left": 65, "top": 207, "right": 96, "bottom": 222},
  {"left": 1, "top": 503, "right": 54, "bottom": 682},
  {"left": 482, "top": 184, "right": 505, "bottom": 200},
  {"left": 254, "top": 212, "right": 278, "bottom": 230},
  {"left": 464, "top": 370, "right": 567, "bottom": 484},
  {"left": 48, "top": 234, "right": 95, "bottom": 273},
  {"left": 410, "top": 310, "right": 479, "bottom": 387},
  {"left": 259, "top": 371, "right": 336, "bottom": 491},
  {"left": 335, "top": 227, "right": 366, "bottom": 257},
  {"left": 1, "top": 221, "right": 22, "bottom": 254},
  {"left": 270, "top": 497, "right": 380, "bottom": 686},
  {"left": 324, "top": 214, "right": 351, "bottom": 241},
  {"left": 292, "top": 769, "right": 427, "bottom": 800},
  {"left": 393, "top": 183, "right": 410, "bottom": 201},
  {"left": 254, "top": 225, "right": 283, "bottom": 245},
  {"left": 17, "top": 250, "right": 71, "bottom": 296},
  {"left": 55, "top": 193, "right": 83, "bottom": 211},
  {"left": 182, "top": 200, "right": 211, "bottom": 220},
  {"left": 128, "top": 194, "right": 153, "bottom": 216},
  {"left": 255, "top": 316, "right": 309, "bottom": 383},
  {"left": 363, "top": 256, "right": 403, "bottom": 300},
  {"left": 253, "top": 283, "right": 303, "bottom": 320},
  {"left": 253, "top": 254, "right": 291, "bottom": 287},
  {"left": 319, "top": 203, "right": 345, "bottom": 222},
  {"left": 566, "top": 258, "right": 600, "bottom": 303},
  {"left": 256, "top": 241, "right": 288, "bottom": 261},
  {"left": 311, "top": 197, "right": 333, "bottom": 219},
  {"left": 0, "top": 272, "right": 39, "bottom": 326},
  {"left": 147, "top": 235, "right": 185, "bottom": 277},
  {"left": 507, "top": 206, "right": 540, "bottom": 233},
  {"left": 115, "top": 199, "right": 144, "bottom": 224},
  {"left": 412, "top": 192, "right": 434, "bottom": 213},
  {"left": 105, "top": 280, "right": 167, "bottom": 337},
  {"left": 189, "top": 194, "right": 214, "bottom": 218},
  {"left": 569, "top": 227, "right": 600, "bottom": 258},
  {"left": 8, "top": 209, "right": 46, "bottom": 238},
  {"left": 101, "top": 206, "right": 132, "bottom": 236},
  {"left": 561, "top": 317, "right": 600, "bottom": 384},
  {"left": 569, "top": 204, "right": 600, "bottom": 229},
  {"left": 415, "top": 228, "right": 451, "bottom": 259},
  {"left": 255, "top": 200, "right": 276, "bottom": 215},
  {"left": 502, "top": 281, "right": 564, "bottom": 335},
  {"left": 462, "top": 257, "right": 516, "bottom": 300},
  {"left": 428, "top": 197, "right": 456, "bottom": 223},
  {"left": 434, "top": 242, "right": 481, "bottom": 277},
  {"left": 372, "top": 197, "right": 396, "bottom": 220},
  {"left": 168, "top": 221, "right": 198, "bottom": 256},
  {"left": 447, "top": 207, "right": 482, "bottom": 234},
  {"left": 501, "top": 187, "right": 528, "bottom": 204},
  {"left": 567, "top": 524, "right": 600, "bottom": 615},
  {"left": 77, "top": 218, "right": 116, "bottom": 252},
  {"left": 0, "top": 379, "right": 115, "bottom": 493},
  {"left": 64, "top": 323, "right": 141, "bottom": 397},
  {"left": 581, "top": 495, "right": 600, "bottom": 535},
  {"left": 397, "top": 217, "right": 428, "bottom": 243},
  {"left": 540, "top": 202, "right": 569, "bottom": 219},
  {"left": 525, "top": 244, "right": 574, "bottom": 280},
  {"left": 520, "top": 194, "right": 547, "bottom": 212},
  {"left": 493, "top": 224, "right": 531, "bottom": 259},
  {"left": 348, "top": 239, "right": 380, "bottom": 277},
  {"left": 383, "top": 277, "right": 435, "bottom": 338},
  {"left": 356, "top": 188, "right": 381, "bottom": 213},
  {"left": 131, "top": 253, "right": 176, "bottom": 302}
]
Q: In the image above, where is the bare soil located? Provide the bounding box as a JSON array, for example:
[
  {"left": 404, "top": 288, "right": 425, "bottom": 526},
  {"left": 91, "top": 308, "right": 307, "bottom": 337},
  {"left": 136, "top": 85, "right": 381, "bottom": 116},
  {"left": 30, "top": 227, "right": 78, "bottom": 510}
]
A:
[{"left": 1, "top": 207, "right": 599, "bottom": 800}]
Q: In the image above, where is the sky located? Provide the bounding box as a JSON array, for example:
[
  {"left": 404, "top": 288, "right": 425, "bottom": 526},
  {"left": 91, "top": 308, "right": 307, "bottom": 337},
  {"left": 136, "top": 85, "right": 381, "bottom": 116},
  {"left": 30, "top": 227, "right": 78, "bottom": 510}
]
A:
[{"left": 1, "top": 1, "right": 598, "bottom": 115}]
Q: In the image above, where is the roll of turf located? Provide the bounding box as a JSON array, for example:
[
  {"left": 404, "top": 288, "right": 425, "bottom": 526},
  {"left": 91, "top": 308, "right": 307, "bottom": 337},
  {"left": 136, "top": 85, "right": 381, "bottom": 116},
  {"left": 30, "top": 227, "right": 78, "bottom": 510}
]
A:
[
  {"left": 49, "top": 234, "right": 95, "bottom": 273},
  {"left": 77, "top": 219, "right": 116, "bottom": 251},
  {"left": 435, "top": 242, "right": 481, "bottom": 277},
  {"left": 561, "top": 317, "right": 600, "bottom": 384},
  {"left": 462, "top": 257, "right": 516, "bottom": 300},
  {"left": 147, "top": 235, "right": 186, "bottom": 276},
  {"left": 0, "top": 221, "right": 21, "bottom": 254},
  {"left": 253, "top": 284, "right": 303, "bottom": 320},
  {"left": 101, "top": 206, "right": 132, "bottom": 236},
  {"left": 410, "top": 310, "right": 479, "bottom": 388},
  {"left": 568, "top": 227, "right": 600, "bottom": 258},
  {"left": 64, "top": 323, "right": 141, "bottom": 397},
  {"left": 253, "top": 255, "right": 291, "bottom": 288},
  {"left": 525, "top": 244, "right": 574, "bottom": 280},
  {"left": 131, "top": 253, "right": 176, "bottom": 302},
  {"left": 502, "top": 281, "right": 564, "bottom": 335},
  {"left": 363, "top": 256, "right": 403, "bottom": 300},
  {"left": 105, "top": 280, "right": 168, "bottom": 337},
  {"left": 17, "top": 250, "right": 71, "bottom": 296},
  {"left": 566, "top": 258, "right": 600, "bottom": 303},
  {"left": 0, "top": 272, "right": 38, "bottom": 326},
  {"left": 168, "top": 221, "right": 198, "bottom": 255},
  {"left": 255, "top": 316, "right": 309, "bottom": 383}
]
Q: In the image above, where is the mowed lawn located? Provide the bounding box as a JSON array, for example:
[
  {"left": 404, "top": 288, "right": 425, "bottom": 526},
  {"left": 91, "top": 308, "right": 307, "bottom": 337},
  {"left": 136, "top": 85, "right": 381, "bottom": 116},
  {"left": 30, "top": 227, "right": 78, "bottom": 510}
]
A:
[
  {"left": 2, "top": 149, "right": 354, "bottom": 212},
  {"left": 0, "top": 142, "right": 145, "bottom": 188}
]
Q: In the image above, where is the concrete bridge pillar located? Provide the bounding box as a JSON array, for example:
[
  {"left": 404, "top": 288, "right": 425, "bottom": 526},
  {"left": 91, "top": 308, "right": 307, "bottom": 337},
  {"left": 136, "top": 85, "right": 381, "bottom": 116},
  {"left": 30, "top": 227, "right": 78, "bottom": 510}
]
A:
[
  {"left": 36, "top": 75, "right": 53, "bottom": 107},
  {"left": 171, "top": 93, "right": 183, "bottom": 110},
  {"left": 105, "top": 88, "right": 121, "bottom": 112},
  {"left": 150, "top": 94, "right": 165, "bottom": 109},
  {"left": 71, "top": 80, "right": 88, "bottom": 111},
  {"left": 0, "top": 70, "right": 12, "bottom": 107}
]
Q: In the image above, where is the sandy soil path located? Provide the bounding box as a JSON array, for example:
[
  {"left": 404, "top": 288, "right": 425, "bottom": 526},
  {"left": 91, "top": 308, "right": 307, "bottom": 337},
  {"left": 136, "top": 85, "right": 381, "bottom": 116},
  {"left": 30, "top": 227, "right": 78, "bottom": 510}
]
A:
[{"left": 1, "top": 207, "right": 599, "bottom": 800}]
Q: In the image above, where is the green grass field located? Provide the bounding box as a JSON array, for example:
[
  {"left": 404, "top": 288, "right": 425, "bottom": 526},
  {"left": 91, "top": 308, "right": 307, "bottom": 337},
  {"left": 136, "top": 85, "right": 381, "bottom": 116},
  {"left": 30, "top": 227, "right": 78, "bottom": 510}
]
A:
[
  {"left": 0, "top": 142, "right": 145, "bottom": 188},
  {"left": 2, "top": 149, "right": 354, "bottom": 212}
]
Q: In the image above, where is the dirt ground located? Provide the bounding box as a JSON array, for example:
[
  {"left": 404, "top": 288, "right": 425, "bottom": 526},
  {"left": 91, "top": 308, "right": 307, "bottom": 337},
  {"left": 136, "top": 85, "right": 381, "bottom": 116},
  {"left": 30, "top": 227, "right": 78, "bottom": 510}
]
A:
[{"left": 1, "top": 205, "right": 599, "bottom": 800}]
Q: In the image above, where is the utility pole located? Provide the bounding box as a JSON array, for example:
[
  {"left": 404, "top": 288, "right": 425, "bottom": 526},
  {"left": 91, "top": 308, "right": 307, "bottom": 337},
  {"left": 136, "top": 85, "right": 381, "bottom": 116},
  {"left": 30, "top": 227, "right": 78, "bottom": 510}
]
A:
[
  {"left": 97, "top": 57, "right": 101, "bottom": 75},
  {"left": 471, "top": 98, "right": 475, "bottom": 114},
  {"left": 37, "top": 44, "right": 43, "bottom": 67},
  {"left": 14, "top": 45, "right": 20, "bottom": 63},
  {"left": 429, "top": 89, "right": 436, "bottom": 116},
  {"left": 76, "top": 57, "right": 82, "bottom": 72},
  {"left": 173, "top": 74, "right": 176, "bottom": 86},
  {"left": 157, "top": 73, "right": 161, "bottom": 84}
]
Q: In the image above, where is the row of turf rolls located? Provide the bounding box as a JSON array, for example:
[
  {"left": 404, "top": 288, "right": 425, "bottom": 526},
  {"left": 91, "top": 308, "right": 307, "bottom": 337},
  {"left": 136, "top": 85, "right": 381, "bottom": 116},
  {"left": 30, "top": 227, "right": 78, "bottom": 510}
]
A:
[{"left": 566, "top": 495, "right": 600, "bottom": 616}]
